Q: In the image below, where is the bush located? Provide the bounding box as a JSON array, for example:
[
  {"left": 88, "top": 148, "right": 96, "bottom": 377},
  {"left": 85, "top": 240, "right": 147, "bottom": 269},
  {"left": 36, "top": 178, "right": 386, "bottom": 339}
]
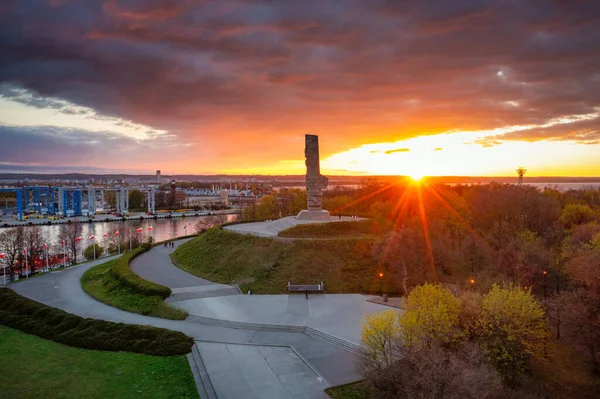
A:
[
  {"left": 83, "top": 243, "right": 105, "bottom": 260},
  {"left": 0, "top": 288, "right": 193, "bottom": 356},
  {"left": 110, "top": 247, "right": 171, "bottom": 299}
]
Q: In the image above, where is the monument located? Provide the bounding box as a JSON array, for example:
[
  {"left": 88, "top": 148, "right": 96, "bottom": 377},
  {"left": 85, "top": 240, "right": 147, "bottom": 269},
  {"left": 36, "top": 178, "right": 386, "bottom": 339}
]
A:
[{"left": 297, "top": 134, "right": 331, "bottom": 220}]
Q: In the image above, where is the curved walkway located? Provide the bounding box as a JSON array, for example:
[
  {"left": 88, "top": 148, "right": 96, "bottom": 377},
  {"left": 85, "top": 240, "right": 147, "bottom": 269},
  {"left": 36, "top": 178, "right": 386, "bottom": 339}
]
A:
[{"left": 9, "top": 241, "right": 366, "bottom": 398}]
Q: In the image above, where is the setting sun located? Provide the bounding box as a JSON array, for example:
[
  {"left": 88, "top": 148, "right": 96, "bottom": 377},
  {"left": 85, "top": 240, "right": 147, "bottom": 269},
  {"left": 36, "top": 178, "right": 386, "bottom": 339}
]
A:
[{"left": 410, "top": 173, "right": 423, "bottom": 181}]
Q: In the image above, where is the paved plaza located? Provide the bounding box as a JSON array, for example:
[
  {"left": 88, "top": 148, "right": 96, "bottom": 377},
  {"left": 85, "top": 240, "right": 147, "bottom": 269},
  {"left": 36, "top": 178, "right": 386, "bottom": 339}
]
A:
[{"left": 173, "top": 294, "right": 389, "bottom": 346}]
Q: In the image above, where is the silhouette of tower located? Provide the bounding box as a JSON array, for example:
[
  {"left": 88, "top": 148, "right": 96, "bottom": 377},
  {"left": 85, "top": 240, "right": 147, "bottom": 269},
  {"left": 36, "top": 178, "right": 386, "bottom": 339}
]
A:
[{"left": 516, "top": 166, "right": 527, "bottom": 185}]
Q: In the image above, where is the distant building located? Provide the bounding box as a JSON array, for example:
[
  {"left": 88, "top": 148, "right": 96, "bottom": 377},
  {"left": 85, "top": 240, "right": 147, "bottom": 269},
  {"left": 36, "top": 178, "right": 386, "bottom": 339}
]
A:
[{"left": 156, "top": 170, "right": 161, "bottom": 182}]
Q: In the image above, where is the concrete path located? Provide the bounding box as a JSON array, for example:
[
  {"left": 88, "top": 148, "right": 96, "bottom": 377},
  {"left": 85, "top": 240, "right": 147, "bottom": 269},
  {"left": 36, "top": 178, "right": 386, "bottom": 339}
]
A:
[
  {"left": 130, "top": 238, "right": 216, "bottom": 288},
  {"left": 9, "top": 245, "right": 365, "bottom": 398},
  {"left": 130, "top": 239, "right": 239, "bottom": 301},
  {"left": 224, "top": 216, "right": 364, "bottom": 237}
]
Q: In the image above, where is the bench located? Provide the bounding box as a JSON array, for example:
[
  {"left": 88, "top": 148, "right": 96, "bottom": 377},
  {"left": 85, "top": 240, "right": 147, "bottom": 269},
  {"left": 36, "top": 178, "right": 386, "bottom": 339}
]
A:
[{"left": 287, "top": 282, "right": 324, "bottom": 292}]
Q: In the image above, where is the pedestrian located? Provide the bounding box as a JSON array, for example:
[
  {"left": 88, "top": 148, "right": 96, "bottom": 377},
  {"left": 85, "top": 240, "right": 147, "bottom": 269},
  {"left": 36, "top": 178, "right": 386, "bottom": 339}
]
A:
[{"left": 305, "top": 291, "right": 309, "bottom": 300}]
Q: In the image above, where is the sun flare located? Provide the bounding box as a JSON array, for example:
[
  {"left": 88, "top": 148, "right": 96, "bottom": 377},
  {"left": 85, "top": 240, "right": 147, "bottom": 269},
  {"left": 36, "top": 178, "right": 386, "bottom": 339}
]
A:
[{"left": 410, "top": 173, "right": 423, "bottom": 181}]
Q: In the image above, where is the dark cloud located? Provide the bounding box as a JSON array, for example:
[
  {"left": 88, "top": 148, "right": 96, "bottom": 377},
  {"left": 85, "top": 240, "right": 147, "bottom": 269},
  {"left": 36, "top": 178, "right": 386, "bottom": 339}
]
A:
[{"left": 0, "top": 0, "right": 599, "bottom": 168}]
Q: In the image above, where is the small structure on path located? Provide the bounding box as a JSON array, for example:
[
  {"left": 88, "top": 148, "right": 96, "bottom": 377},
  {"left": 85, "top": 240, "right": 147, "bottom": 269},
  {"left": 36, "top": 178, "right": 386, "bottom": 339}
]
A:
[
  {"left": 297, "top": 134, "right": 331, "bottom": 220},
  {"left": 287, "top": 281, "right": 324, "bottom": 293}
]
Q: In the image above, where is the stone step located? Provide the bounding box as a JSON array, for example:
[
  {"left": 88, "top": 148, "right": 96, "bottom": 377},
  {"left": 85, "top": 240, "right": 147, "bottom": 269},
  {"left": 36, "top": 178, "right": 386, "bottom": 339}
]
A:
[
  {"left": 167, "top": 287, "right": 241, "bottom": 302},
  {"left": 185, "top": 315, "right": 306, "bottom": 333},
  {"left": 187, "top": 344, "right": 217, "bottom": 399},
  {"left": 304, "top": 327, "right": 366, "bottom": 357},
  {"left": 186, "top": 315, "right": 366, "bottom": 356}
]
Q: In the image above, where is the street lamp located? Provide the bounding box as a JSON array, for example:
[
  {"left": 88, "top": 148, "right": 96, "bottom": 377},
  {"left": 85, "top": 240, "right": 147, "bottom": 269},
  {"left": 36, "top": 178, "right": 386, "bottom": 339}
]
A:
[
  {"left": 543, "top": 270, "right": 548, "bottom": 299},
  {"left": 379, "top": 272, "right": 384, "bottom": 297},
  {"left": 469, "top": 279, "right": 475, "bottom": 289}
]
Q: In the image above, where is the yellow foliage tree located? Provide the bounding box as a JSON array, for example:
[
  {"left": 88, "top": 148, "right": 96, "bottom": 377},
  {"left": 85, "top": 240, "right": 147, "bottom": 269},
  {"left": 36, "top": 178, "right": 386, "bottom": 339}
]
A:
[
  {"left": 361, "top": 310, "right": 400, "bottom": 370},
  {"left": 478, "top": 284, "right": 548, "bottom": 384},
  {"left": 399, "top": 283, "right": 462, "bottom": 348}
]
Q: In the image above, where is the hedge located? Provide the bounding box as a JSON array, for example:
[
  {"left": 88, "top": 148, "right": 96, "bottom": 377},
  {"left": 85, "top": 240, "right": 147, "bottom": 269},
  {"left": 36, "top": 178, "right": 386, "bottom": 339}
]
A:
[
  {"left": 0, "top": 288, "right": 193, "bottom": 356},
  {"left": 110, "top": 246, "right": 172, "bottom": 299}
]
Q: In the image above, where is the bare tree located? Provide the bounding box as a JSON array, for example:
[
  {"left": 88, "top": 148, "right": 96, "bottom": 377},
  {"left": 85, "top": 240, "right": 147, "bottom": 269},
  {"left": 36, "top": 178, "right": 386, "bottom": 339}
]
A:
[
  {"left": 0, "top": 227, "right": 25, "bottom": 281},
  {"left": 195, "top": 215, "right": 228, "bottom": 233},
  {"left": 368, "top": 343, "right": 503, "bottom": 399},
  {"left": 23, "top": 226, "right": 46, "bottom": 274},
  {"left": 58, "top": 222, "right": 81, "bottom": 264}
]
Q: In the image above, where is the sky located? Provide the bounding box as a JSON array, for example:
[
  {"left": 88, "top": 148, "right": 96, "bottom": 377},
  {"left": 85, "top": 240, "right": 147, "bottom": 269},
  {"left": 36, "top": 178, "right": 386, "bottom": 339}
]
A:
[{"left": 0, "top": 0, "right": 599, "bottom": 177}]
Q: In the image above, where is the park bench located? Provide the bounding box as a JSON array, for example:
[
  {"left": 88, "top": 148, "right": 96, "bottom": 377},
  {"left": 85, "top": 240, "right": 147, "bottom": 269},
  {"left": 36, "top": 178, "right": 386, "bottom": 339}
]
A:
[{"left": 287, "top": 282, "right": 324, "bottom": 292}]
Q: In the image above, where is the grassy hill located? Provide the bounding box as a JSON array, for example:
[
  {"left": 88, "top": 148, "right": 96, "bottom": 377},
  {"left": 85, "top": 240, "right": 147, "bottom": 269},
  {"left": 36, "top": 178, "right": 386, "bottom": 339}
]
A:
[{"left": 170, "top": 227, "right": 391, "bottom": 294}]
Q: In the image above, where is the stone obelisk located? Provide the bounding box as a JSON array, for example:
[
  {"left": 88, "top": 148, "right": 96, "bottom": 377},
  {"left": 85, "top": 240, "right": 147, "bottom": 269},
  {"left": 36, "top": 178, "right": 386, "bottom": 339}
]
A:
[{"left": 297, "top": 134, "right": 330, "bottom": 220}]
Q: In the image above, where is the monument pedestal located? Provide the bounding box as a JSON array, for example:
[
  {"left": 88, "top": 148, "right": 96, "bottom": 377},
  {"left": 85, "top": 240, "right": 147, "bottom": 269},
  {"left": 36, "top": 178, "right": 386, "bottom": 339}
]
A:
[{"left": 296, "top": 210, "right": 331, "bottom": 221}]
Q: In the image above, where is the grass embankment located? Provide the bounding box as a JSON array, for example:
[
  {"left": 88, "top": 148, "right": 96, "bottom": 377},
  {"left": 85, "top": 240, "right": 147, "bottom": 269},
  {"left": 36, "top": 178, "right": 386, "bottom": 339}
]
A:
[
  {"left": 278, "top": 219, "right": 388, "bottom": 238},
  {"left": 170, "top": 227, "right": 387, "bottom": 294},
  {"left": 0, "top": 326, "right": 198, "bottom": 399},
  {"left": 0, "top": 288, "right": 193, "bottom": 356},
  {"left": 82, "top": 259, "right": 187, "bottom": 320}
]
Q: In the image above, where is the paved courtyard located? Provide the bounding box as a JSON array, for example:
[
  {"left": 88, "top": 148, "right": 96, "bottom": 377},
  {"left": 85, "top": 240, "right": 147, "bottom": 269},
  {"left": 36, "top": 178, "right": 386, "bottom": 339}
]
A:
[{"left": 172, "top": 293, "right": 391, "bottom": 346}]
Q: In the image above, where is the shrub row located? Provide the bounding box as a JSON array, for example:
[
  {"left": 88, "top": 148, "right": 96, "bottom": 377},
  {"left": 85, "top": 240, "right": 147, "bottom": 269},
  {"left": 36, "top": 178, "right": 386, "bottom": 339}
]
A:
[
  {"left": 110, "top": 246, "right": 172, "bottom": 299},
  {"left": 0, "top": 288, "right": 193, "bottom": 356}
]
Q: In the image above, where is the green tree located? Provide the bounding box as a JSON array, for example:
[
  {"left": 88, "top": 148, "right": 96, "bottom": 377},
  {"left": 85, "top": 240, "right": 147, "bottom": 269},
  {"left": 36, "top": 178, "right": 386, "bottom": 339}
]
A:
[
  {"left": 128, "top": 190, "right": 145, "bottom": 210},
  {"left": 478, "top": 284, "right": 548, "bottom": 384},
  {"left": 399, "top": 283, "right": 462, "bottom": 347},
  {"left": 83, "top": 243, "right": 105, "bottom": 260}
]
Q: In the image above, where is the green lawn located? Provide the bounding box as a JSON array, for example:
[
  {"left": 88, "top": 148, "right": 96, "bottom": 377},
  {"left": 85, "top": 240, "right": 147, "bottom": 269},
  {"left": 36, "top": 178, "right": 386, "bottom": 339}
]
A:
[
  {"left": 170, "top": 227, "right": 390, "bottom": 294},
  {"left": 325, "top": 381, "right": 378, "bottom": 399},
  {"left": 82, "top": 260, "right": 187, "bottom": 320},
  {"left": 278, "top": 219, "right": 389, "bottom": 238},
  {"left": 0, "top": 325, "right": 198, "bottom": 399}
]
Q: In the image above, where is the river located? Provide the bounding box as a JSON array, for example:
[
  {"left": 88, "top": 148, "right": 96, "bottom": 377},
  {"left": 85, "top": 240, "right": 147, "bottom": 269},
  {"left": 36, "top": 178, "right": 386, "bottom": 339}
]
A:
[{"left": 0, "top": 214, "right": 239, "bottom": 248}]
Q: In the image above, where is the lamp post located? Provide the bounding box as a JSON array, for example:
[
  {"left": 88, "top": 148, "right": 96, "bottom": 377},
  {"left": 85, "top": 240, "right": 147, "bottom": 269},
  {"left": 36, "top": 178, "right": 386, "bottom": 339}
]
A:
[
  {"left": 379, "top": 272, "right": 383, "bottom": 297},
  {"left": 23, "top": 248, "right": 28, "bottom": 279},
  {"left": 543, "top": 270, "right": 548, "bottom": 300},
  {"left": 470, "top": 278, "right": 476, "bottom": 290}
]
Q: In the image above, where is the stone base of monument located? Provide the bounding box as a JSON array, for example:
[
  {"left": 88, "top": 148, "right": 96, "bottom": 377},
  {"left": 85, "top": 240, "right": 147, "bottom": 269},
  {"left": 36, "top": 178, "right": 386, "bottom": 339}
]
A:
[{"left": 296, "top": 210, "right": 331, "bottom": 221}]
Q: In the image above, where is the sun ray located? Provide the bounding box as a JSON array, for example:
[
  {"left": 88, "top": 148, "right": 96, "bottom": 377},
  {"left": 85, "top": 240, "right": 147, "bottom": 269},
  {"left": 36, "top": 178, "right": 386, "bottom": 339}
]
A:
[{"left": 417, "top": 183, "right": 438, "bottom": 282}]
